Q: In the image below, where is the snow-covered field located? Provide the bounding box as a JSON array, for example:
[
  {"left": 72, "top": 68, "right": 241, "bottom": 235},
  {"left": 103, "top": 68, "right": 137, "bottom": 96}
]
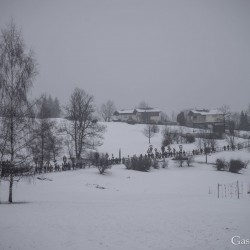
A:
[
  {"left": 1, "top": 122, "right": 250, "bottom": 250},
  {"left": 99, "top": 122, "right": 203, "bottom": 157},
  {"left": 99, "top": 122, "right": 248, "bottom": 157}
]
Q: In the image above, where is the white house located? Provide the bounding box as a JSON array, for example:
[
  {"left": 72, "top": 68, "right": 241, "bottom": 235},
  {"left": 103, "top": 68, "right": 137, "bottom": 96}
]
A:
[
  {"left": 187, "top": 109, "right": 224, "bottom": 131},
  {"left": 113, "top": 109, "right": 136, "bottom": 122},
  {"left": 114, "top": 108, "right": 161, "bottom": 123},
  {"left": 134, "top": 108, "right": 161, "bottom": 123}
]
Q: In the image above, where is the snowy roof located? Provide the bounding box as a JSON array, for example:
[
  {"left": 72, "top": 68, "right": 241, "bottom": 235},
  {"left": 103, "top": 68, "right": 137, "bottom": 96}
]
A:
[
  {"left": 116, "top": 109, "right": 135, "bottom": 115},
  {"left": 190, "top": 109, "right": 224, "bottom": 115},
  {"left": 115, "top": 108, "right": 161, "bottom": 115},
  {"left": 135, "top": 108, "right": 161, "bottom": 113}
]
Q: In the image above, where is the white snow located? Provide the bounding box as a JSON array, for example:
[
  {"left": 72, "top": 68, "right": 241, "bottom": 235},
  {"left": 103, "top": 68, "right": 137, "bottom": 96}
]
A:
[
  {"left": 1, "top": 121, "right": 250, "bottom": 250},
  {"left": 190, "top": 109, "right": 224, "bottom": 115}
]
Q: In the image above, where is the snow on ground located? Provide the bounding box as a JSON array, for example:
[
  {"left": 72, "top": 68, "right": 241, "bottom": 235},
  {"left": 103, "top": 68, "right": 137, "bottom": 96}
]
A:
[
  {"left": 1, "top": 121, "right": 250, "bottom": 250},
  {"left": 98, "top": 122, "right": 200, "bottom": 157},
  {"left": 1, "top": 160, "right": 250, "bottom": 250},
  {"left": 98, "top": 122, "right": 248, "bottom": 157}
]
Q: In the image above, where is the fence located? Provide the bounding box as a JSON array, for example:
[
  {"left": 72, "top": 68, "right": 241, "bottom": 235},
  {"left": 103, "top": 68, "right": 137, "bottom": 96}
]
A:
[{"left": 208, "top": 181, "right": 250, "bottom": 199}]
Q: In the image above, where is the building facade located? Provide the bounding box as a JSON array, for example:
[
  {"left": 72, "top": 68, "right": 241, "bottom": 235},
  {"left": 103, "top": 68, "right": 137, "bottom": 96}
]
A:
[
  {"left": 187, "top": 109, "right": 224, "bottom": 132},
  {"left": 114, "top": 108, "right": 161, "bottom": 123}
]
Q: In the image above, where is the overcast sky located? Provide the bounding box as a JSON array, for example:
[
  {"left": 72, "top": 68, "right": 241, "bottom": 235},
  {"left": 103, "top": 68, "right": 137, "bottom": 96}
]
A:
[{"left": 1, "top": 0, "right": 250, "bottom": 114}]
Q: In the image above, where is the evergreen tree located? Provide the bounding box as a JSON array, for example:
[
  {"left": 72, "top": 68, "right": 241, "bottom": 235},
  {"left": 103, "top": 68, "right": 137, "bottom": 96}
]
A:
[
  {"left": 177, "top": 112, "right": 186, "bottom": 126},
  {"left": 239, "top": 111, "right": 249, "bottom": 131},
  {"left": 53, "top": 97, "right": 61, "bottom": 118},
  {"left": 37, "top": 95, "right": 61, "bottom": 118}
]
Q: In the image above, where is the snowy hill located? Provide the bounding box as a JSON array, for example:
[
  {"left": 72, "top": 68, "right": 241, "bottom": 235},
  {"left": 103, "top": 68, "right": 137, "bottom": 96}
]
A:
[
  {"left": 1, "top": 121, "right": 250, "bottom": 250},
  {"left": 99, "top": 122, "right": 197, "bottom": 157}
]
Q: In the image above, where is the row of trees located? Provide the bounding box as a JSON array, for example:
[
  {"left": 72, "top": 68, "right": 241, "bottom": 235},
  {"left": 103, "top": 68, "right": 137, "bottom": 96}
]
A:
[
  {"left": 0, "top": 22, "right": 106, "bottom": 203},
  {"left": 36, "top": 95, "right": 61, "bottom": 119}
]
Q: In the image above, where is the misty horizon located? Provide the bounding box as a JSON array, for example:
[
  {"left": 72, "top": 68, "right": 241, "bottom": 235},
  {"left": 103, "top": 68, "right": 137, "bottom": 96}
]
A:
[{"left": 0, "top": 0, "right": 249, "bottom": 114}]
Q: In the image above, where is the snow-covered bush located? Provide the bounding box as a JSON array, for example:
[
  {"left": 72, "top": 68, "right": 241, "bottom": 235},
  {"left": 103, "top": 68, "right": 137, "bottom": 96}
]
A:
[
  {"left": 182, "top": 133, "right": 195, "bottom": 143},
  {"left": 152, "top": 158, "right": 159, "bottom": 169},
  {"left": 215, "top": 158, "right": 228, "bottom": 171},
  {"left": 174, "top": 155, "right": 186, "bottom": 167},
  {"left": 215, "top": 158, "right": 248, "bottom": 173},
  {"left": 128, "top": 155, "right": 151, "bottom": 172},
  {"left": 186, "top": 155, "right": 194, "bottom": 167},
  {"left": 94, "top": 152, "right": 112, "bottom": 174},
  {"left": 161, "top": 158, "right": 169, "bottom": 168},
  {"left": 229, "top": 159, "right": 248, "bottom": 173}
]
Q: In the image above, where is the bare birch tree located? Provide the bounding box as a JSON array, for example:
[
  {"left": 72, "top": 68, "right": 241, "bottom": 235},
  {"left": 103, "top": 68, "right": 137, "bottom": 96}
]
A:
[
  {"left": 99, "top": 100, "right": 116, "bottom": 122},
  {"left": 0, "top": 21, "right": 37, "bottom": 203},
  {"left": 143, "top": 124, "right": 159, "bottom": 144}
]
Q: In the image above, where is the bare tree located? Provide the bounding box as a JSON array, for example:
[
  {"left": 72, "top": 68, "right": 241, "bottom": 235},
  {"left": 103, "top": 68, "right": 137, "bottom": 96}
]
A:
[
  {"left": 162, "top": 126, "right": 180, "bottom": 146},
  {"left": 160, "top": 112, "right": 169, "bottom": 124},
  {"left": 64, "top": 88, "right": 106, "bottom": 164},
  {"left": 225, "top": 120, "right": 237, "bottom": 149},
  {"left": 138, "top": 101, "right": 150, "bottom": 109},
  {"left": 30, "top": 118, "right": 60, "bottom": 172},
  {"left": 0, "top": 21, "right": 37, "bottom": 202},
  {"left": 143, "top": 124, "right": 159, "bottom": 144},
  {"left": 99, "top": 100, "right": 116, "bottom": 122},
  {"left": 30, "top": 96, "right": 62, "bottom": 172},
  {"left": 219, "top": 104, "right": 231, "bottom": 132},
  {"left": 171, "top": 111, "right": 177, "bottom": 122},
  {"left": 162, "top": 127, "right": 173, "bottom": 146}
]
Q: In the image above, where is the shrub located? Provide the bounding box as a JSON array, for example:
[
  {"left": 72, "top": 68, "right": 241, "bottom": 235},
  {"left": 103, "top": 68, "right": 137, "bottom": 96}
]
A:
[
  {"left": 183, "top": 133, "right": 195, "bottom": 143},
  {"left": 129, "top": 155, "right": 151, "bottom": 172},
  {"left": 151, "top": 124, "right": 160, "bottom": 133},
  {"left": 94, "top": 152, "right": 112, "bottom": 174},
  {"left": 174, "top": 155, "right": 186, "bottom": 167},
  {"left": 152, "top": 158, "right": 159, "bottom": 169},
  {"left": 186, "top": 156, "right": 194, "bottom": 167},
  {"left": 215, "top": 158, "right": 248, "bottom": 173},
  {"left": 161, "top": 158, "right": 169, "bottom": 168},
  {"left": 228, "top": 159, "right": 246, "bottom": 173},
  {"left": 215, "top": 158, "right": 227, "bottom": 171}
]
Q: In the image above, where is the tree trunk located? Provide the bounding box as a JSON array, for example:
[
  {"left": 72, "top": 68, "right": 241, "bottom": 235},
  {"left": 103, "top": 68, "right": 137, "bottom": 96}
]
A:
[{"left": 8, "top": 174, "right": 13, "bottom": 203}]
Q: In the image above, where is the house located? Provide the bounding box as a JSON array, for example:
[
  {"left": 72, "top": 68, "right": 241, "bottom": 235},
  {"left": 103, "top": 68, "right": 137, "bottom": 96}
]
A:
[
  {"left": 113, "top": 109, "right": 136, "bottom": 122},
  {"left": 113, "top": 108, "right": 161, "bottom": 124},
  {"left": 187, "top": 109, "right": 224, "bottom": 132},
  {"left": 134, "top": 108, "right": 161, "bottom": 123}
]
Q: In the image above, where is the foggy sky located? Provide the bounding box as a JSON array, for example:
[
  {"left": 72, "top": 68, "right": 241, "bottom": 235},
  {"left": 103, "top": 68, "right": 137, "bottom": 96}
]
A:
[{"left": 0, "top": 0, "right": 250, "bottom": 114}]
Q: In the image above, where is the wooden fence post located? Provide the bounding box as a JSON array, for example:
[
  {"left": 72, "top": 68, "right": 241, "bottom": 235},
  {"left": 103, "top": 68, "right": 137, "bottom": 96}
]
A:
[{"left": 237, "top": 180, "right": 240, "bottom": 199}]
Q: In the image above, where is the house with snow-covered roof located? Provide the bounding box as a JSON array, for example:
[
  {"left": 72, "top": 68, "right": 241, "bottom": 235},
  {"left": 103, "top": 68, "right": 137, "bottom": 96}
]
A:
[
  {"left": 134, "top": 108, "right": 161, "bottom": 123},
  {"left": 113, "top": 109, "right": 136, "bottom": 122},
  {"left": 113, "top": 108, "right": 161, "bottom": 123},
  {"left": 187, "top": 109, "right": 224, "bottom": 132}
]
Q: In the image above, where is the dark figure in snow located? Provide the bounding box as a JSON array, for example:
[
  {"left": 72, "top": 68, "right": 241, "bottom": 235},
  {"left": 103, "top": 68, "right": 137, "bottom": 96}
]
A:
[
  {"left": 154, "top": 148, "right": 159, "bottom": 158},
  {"left": 147, "top": 145, "right": 153, "bottom": 158},
  {"left": 227, "top": 145, "right": 230, "bottom": 150},
  {"left": 161, "top": 146, "right": 165, "bottom": 155}
]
